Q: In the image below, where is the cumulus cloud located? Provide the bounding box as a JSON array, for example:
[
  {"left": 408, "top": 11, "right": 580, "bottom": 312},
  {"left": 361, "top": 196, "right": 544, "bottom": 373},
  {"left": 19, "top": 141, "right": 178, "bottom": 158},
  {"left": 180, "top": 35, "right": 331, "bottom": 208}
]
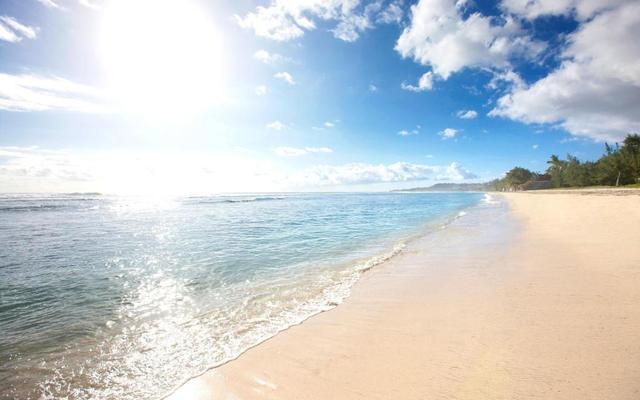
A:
[
  {"left": 324, "top": 121, "right": 335, "bottom": 128},
  {"left": 0, "top": 147, "right": 477, "bottom": 192},
  {"left": 236, "top": 0, "right": 403, "bottom": 42},
  {"left": 290, "top": 161, "right": 476, "bottom": 187},
  {"left": 0, "top": 146, "right": 91, "bottom": 182},
  {"left": 0, "top": 16, "right": 38, "bottom": 43},
  {"left": 332, "top": 4, "right": 375, "bottom": 42},
  {"left": 486, "top": 69, "right": 526, "bottom": 91},
  {"left": 401, "top": 71, "right": 434, "bottom": 92},
  {"left": 0, "top": 73, "right": 105, "bottom": 112},
  {"left": 457, "top": 110, "right": 478, "bottom": 119},
  {"left": 255, "top": 85, "right": 267, "bottom": 96},
  {"left": 378, "top": 1, "right": 404, "bottom": 24},
  {"left": 266, "top": 120, "right": 286, "bottom": 130},
  {"left": 395, "top": 0, "right": 545, "bottom": 80},
  {"left": 500, "top": 0, "right": 634, "bottom": 21},
  {"left": 235, "top": 3, "right": 307, "bottom": 41},
  {"left": 0, "top": 146, "right": 282, "bottom": 194},
  {"left": 274, "top": 71, "right": 295, "bottom": 85},
  {"left": 253, "top": 49, "right": 291, "bottom": 65},
  {"left": 274, "top": 146, "right": 333, "bottom": 156},
  {"left": 490, "top": 1, "right": 640, "bottom": 141},
  {"left": 439, "top": 128, "right": 458, "bottom": 139}
]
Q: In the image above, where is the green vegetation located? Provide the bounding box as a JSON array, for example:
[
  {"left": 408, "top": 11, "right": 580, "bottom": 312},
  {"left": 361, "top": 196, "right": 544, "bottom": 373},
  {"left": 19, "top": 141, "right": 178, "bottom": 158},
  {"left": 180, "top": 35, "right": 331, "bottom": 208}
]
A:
[{"left": 493, "top": 134, "right": 640, "bottom": 191}]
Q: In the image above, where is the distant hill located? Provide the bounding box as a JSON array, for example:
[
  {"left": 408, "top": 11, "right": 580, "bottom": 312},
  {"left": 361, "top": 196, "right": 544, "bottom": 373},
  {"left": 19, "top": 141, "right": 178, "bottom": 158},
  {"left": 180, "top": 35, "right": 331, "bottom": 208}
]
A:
[{"left": 391, "top": 182, "right": 493, "bottom": 192}]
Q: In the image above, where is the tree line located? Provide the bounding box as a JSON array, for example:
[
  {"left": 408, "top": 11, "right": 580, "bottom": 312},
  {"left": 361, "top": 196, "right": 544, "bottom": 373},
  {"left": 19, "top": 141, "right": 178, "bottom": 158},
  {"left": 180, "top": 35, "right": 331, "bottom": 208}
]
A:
[{"left": 491, "top": 134, "right": 640, "bottom": 191}]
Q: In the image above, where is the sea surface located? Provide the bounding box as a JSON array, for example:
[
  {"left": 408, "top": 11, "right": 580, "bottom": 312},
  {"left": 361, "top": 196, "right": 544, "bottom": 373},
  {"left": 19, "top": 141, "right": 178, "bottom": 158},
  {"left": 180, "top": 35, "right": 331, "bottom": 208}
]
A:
[{"left": 0, "top": 192, "right": 486, "bottom": 399}]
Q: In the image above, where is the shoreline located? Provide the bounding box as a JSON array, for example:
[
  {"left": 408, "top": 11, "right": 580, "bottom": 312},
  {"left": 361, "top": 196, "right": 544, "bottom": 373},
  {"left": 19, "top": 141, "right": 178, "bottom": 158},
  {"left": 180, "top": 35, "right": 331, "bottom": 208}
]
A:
[
  {"left": 160, "top": 195, "right": 489, "bottom": 399},
  {"left": 168, "top": 190, "right": 640, "bottom": 399},
  {"left": 167, "top": 193, "right": 517, "bottom": 399}
]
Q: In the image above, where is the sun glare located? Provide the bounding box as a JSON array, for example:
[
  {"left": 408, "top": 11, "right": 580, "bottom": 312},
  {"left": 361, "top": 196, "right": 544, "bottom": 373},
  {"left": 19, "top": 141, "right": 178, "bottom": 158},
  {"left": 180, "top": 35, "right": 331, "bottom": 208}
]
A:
[{"left": 100, "top": 0, "right": 225, "bottom": 117}]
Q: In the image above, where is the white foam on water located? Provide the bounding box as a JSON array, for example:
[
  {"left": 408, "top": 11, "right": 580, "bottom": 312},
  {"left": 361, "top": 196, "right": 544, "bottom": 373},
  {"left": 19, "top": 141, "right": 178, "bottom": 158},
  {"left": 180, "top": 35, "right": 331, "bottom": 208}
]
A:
[
  {"left": 482, "top": 193, "right": 499, "bottom": 204},
  {"left": 1, "top": 192, "right": 489, "bottom": 400}
]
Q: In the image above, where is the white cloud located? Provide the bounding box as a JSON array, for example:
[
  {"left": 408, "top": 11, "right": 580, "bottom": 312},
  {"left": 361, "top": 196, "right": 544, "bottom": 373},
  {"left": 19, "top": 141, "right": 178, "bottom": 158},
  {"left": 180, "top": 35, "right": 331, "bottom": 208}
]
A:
[
  {"left": 532, "top": 144, "right": 539, "bottom": 149},
  {"left": 457, "top": 109, "right": 478, "bottom": 119},
  {"left": 253, "top": 49, "right": 291, "bottom": 65},
  {"left": 0, "top": 73, "right": 105, "bottom": 112},
  {"left": 368, "top": 83, "right": 378, "bottom": 92},
  {"left": 77, "top": 0, "right": 102, "bottom": 11},
  {"left": 500, "top": 0, "right": 634, "bottom": 21},
  {"left": 486, "top": 69, "right": 525, "bottom": 91},
  {"left": 255, "top": 85, "right": 267, "bottom": 96},
  {"left": 274, "top": 146, "right": 333, "bottom": 156},
  {"left": 440, "top": 162, "right": 477, "bottom": 180},
  {"left": 490, "top": 1, "right": 640, "bottom": 141},
  {"left": 312, "top": 121, "right": 337, "bottom": 131},
  {"left": 266, "top": 120, "right": 286, "bottom": 130},
  {"left": 439, "top": 128, "right": 458, "bottom": 140},
  {"left": 0, "top": 147, "right": 476, "bottom": 192},
  {"left": 332, "top": 8, "right": 373, "bottom": 42},
  {"left": 398, "top": 129, "right": 419, "bottom": 136},
  {"left": 0, "top": 16, "right": 38, "bottom": 43},
  {"left": 290, "top": 161, "right": 476, "bottom": 187},
  {"left": 401, "top": 71, "right": 434, "bottom": 92},
  {"left": 236, "top": 0, "right": 402, "bottom": 42},
  {"left": 0, "top": 146, "right": 282, "bottom": 194},
  {"left": 274, "top": 71, "right": 295, "bottom": 85},
  {"left": 331, "top": 1, "right": 399, "bottom": 42},
  {"left": 396, "top": 0, "right": 545, "bottom": 80},
  {"left": 235, "top": 4, "right": 307, "bottom": 41},
  {"left": 378, "top": 1, "right": 404, "bottom": 24},
  {"left": 35, "top": 0, "right": 102, "bottom": 10},
  {"left": 0, "top": 146, "right": 93, "bottom": 191},
  {"left": 36, "top": 0, "right": 62, "bottom": 9}
]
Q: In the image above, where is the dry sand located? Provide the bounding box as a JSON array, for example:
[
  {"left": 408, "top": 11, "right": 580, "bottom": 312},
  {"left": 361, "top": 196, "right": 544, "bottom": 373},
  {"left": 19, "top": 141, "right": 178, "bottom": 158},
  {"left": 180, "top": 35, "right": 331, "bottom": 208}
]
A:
[{"left": 168, "top": 191, "right": 640, "bottom": 400}]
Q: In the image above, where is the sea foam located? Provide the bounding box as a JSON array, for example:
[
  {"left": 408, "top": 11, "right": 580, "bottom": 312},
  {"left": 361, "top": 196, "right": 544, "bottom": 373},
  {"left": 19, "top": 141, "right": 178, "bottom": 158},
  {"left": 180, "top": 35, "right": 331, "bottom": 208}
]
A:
[{"left": 0, "top": 192, "right": 484, "bottom": 400}]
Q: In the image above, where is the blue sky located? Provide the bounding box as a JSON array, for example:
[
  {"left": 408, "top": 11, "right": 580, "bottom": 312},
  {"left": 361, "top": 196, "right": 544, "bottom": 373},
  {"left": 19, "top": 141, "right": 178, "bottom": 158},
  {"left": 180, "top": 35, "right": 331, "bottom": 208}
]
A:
[{"left": 1, "top": 0, "right": 638, "bottom": 194}]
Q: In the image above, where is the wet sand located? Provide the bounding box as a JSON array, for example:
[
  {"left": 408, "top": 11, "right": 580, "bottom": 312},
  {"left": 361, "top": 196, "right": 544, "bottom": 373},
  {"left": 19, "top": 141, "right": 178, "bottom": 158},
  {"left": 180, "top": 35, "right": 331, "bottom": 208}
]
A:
[{"left": 168, "top": 191, "right": 640, "bottom": 400}]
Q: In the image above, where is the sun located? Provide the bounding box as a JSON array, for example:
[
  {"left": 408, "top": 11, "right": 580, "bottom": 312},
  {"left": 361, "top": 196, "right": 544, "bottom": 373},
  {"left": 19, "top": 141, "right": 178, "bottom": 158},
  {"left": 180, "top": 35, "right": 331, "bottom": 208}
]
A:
[{"left": 99, "top": 0, "right": 225, "bottom": 117}]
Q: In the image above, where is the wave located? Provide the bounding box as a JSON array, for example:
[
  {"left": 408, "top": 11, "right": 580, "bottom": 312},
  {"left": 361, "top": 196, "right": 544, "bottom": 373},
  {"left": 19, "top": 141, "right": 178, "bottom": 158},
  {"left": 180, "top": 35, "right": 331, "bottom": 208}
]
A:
[
  {"left": 163, "top": 199, "right": 494, "bottom": 399},
  {"left": 188, "top": 196, "right": 287, "bottom": 205},
  {"left": 162, "top": 239, "right": 408, "bottom": 399},
  {"left": 482, "top": 193, "right": 499, "bottom": 205},
  {"left": 63, "top": 192, "right": 102, "bottom": 196},
  {"left": 222, "top": 196, "right": 286, "bottom": 203},
  {"left": 0, "top": 204, "right": 68, "bottom": 212},
  {"left": 13, "top": 192, "right": 487, "bottom": 400}
]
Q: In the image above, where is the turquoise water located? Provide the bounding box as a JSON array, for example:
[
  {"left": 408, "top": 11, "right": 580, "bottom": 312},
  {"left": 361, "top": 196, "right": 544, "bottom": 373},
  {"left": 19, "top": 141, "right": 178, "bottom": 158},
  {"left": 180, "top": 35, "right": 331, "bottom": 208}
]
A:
[{"left": 0, "top": 192, "right": 483, "bottom": 399}]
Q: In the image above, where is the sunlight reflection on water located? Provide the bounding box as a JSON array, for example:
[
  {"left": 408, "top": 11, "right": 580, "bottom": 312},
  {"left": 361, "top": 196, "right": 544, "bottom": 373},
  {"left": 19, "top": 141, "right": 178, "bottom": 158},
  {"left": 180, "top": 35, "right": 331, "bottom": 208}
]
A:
[{"left": 0, "top": 192, "right": 484, "bottom": 399}]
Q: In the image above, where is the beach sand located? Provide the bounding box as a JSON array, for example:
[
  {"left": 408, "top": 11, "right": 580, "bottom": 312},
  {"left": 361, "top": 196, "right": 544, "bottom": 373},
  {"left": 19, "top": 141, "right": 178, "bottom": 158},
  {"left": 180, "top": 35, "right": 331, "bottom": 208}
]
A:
[{"left": 168, "top": 191, "right": 640, "bottom": 400}]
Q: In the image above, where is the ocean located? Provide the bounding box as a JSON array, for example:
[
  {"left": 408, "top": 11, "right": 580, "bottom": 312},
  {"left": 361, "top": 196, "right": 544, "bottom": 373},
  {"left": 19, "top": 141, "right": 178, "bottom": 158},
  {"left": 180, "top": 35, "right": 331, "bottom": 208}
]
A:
[{"left": 0, "top": 192, "right": 486, "bottom": 399}]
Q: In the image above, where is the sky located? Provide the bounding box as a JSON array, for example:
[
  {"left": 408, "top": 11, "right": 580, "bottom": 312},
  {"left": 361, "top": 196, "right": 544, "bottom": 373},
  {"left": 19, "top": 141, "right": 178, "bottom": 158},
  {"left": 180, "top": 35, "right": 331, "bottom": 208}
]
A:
[{"left": 0, "top": 0, "right": 638, "bottom": 194}]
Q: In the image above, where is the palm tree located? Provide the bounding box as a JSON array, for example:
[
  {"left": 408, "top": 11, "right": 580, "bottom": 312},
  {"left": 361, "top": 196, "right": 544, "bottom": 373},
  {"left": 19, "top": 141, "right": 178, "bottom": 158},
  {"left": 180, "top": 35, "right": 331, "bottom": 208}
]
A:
[
  {"left": 621, "top": 134, "right": 640, "bottom": 183},
  {"left": 546, "top": 155, "right": 565, "bottom": 187}
]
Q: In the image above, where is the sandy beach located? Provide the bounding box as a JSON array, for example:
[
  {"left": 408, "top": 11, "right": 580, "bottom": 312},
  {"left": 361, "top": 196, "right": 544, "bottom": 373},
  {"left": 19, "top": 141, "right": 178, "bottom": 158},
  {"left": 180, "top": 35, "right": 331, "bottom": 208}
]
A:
[{"left": 169, "top": 191, "right": 640, "bottom": 400}]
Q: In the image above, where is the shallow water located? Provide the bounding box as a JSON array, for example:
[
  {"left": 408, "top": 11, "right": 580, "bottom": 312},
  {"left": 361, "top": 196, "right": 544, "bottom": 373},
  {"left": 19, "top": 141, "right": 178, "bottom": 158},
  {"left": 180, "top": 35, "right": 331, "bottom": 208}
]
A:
[{"left": 0, "top": 192, "right": 484, "bottom": 399}]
